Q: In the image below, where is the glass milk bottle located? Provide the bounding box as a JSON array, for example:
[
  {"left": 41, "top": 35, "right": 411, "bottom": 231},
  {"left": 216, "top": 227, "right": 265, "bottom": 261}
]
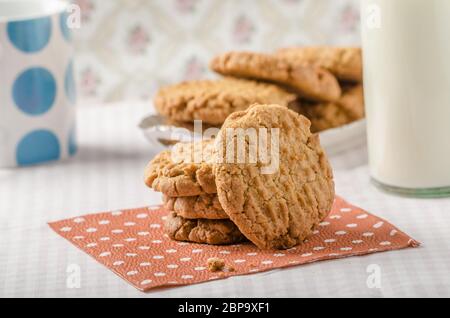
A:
[{"left": 361, "top": 0, "right": 450, "bottom": 197}]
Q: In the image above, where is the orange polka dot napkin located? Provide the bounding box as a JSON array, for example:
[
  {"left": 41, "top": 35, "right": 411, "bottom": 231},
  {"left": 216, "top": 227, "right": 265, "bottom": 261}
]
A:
[{"left": 48, "top": 196, "right": 419, "bottom": 292}]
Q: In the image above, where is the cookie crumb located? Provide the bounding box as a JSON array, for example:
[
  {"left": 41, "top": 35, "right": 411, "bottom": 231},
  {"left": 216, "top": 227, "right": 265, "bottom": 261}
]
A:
[
  {"left": 207, "top": 258, "right": 226, "bottom": 272},
  {"left": 227, "top": 266, "right": 235, "bottom": 272}
]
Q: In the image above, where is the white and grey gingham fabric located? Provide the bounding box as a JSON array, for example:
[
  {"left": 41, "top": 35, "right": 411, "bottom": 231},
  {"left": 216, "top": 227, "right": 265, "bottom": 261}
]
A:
[{"left": 1, "top": 103, "right": 450, "bottom": 298}]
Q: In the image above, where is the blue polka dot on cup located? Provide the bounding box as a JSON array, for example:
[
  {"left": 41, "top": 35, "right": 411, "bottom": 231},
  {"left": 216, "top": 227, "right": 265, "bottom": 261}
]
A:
[
  {"left": 0, "top": 0, "right": 77, "bottom": 168},
  {"left": 7, "top": 17, "right": 52, "bottom": 53},
  {"left": 59, "top": 11, "right": 72, "bottom": 42},
  {"left": 68, "top": 126, "right": 78, "bottom": 156},
  {"left": 16, "top": 130, "right": 61, "bottom": 166},
  {"left": 13, "top": 67, "right": 57, "bottom": 116}
]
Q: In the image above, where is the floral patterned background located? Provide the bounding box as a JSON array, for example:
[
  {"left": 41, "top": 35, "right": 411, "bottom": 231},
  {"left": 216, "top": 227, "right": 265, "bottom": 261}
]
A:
[{"left": 72, "top": 0, "right": 361, "bottom": 104}]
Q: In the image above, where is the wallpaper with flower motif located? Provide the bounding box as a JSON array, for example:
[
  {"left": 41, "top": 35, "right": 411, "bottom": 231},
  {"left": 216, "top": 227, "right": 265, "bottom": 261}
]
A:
[{"left": 73, "top": 0, "right": 361, "bottom": 104}]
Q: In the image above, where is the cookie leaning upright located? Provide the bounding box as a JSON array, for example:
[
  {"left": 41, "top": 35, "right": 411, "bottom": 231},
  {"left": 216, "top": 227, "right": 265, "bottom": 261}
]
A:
[
  {"left": 154, "top": 78, "right": 297, "bottom": 126},
  {"left": 144, "top": 140, "right": 217, "bottom": 197},
  {"left": 214, "top": 104, "right": 335, "bottom": 250},
  {"left": 210, "top": 52, "right": 341, "bottom": 102}
]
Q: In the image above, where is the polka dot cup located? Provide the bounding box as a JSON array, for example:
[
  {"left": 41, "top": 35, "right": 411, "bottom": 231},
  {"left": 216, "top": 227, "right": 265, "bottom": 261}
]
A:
[{"left": 0, "top": 0, "right": 76, "bottom": 167}]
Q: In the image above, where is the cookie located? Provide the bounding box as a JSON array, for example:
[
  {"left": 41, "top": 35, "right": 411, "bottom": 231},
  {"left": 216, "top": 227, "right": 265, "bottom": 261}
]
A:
[
  {"left": 294, "top": 84, "right": 364, "bottom": 133},
  {"left": 154, "top": 78, "right": 297, "bottom": 126},
  {"left": 207, "top": 258, "right": 226, "bottom": 272},
  {"left": 214, "top": 104, "right": 335, "bottom": 250},
  {"left": 144, "top": 140, "right": 216, "bottom": 197},
  {"left": 165, "top": 118, "right": 221, "bottom": 134},
  {"left": 163, "top": 194, "right": 229, "bottom": 220},
  {"left": 336, "top": 84, "right": 364, "bottom": 119},
  {"left": 164, "top": 212, "right": 246, "bottom": 245},
  {"left": 276, "top": 47, "right": 363, "bottom": 82},
  {"left": 294, "top": 103, "right": 351, "bottom": 133},
  {"left": 210, "top": 52, "right": 341, "bottom": 102}
]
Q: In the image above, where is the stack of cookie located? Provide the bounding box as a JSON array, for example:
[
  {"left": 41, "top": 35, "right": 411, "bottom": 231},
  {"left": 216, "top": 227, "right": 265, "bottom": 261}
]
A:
[
  {"left": 145, "top": 104, "right": 335, "bottom": 250},
  {"left": 154, "top": 47, "right": 364, "bottom": 133}
]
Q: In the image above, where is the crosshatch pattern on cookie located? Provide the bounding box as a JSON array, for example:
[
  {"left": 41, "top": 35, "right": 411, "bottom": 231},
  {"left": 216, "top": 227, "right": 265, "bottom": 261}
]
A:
[{"left": 49, "top": 197, "right": 419, "bottom": 292}]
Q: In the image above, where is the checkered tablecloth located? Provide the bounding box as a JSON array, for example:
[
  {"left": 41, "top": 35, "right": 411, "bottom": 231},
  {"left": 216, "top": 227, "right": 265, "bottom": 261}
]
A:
[{"left": 1, "top": 102, "right": 449, "bottom": 297}]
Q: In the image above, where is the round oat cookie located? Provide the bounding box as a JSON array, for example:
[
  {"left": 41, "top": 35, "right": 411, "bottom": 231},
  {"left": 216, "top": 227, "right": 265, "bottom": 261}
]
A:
[
  {"left": 154, "top": 78, "right": 297, "bottom": 126},
  {"left": 276, "top": 47, "right": 363, "bottom": 82},
  {"left": 165, "top": 118, "right": 221, "bottom": 133},
  {"left": 210, "top": 52, "right": 341, "bottom": 102},
  {"left": 294, "top": 84, "right": 365, "bottom": 133},
  {"left": 163, "top": 194, "right": 228, "bottom": 220},
  {"left": 337, "top": 84, "right": 364, "bottom": 119},
  {"left": 164, "top": 212, "right": 246, "bottom": 245},
  {"left": 144, "top": 140, "right": 216, "bottom": 197},
  {"left": 214, "top": 104, "right": 335, "bottom": 250},
  {"left": 295, "top": 102, "right": 351, "bottom": 133}
]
